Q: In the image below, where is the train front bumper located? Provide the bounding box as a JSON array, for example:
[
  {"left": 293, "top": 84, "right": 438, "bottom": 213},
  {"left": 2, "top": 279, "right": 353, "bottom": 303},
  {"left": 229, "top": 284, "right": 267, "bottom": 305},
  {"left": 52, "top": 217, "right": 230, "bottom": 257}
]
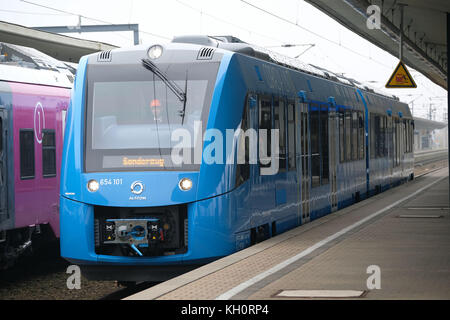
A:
[{"left": 59, "top": 195, "right": 236, "bottom": 267}]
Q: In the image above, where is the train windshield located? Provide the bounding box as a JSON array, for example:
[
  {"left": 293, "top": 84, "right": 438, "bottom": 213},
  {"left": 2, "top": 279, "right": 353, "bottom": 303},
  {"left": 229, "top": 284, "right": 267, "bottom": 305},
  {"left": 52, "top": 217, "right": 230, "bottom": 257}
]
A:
[{"left": 85, "top": 62, "right": 219, "bottom": 172}]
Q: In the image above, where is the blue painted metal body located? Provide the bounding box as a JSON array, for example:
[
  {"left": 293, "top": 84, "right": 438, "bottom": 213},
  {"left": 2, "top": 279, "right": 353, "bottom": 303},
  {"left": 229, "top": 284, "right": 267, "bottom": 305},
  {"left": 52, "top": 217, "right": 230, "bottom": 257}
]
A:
[{"left": 60, "top": 45, "right": 413, "bottom": 273}]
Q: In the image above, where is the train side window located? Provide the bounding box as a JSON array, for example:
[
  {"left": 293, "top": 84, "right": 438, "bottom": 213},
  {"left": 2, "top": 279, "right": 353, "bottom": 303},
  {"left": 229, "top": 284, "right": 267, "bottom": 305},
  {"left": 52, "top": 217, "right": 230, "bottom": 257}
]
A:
[
  {"left": 400, "top": 120, "right": 405, "bottom": 155},
  {"left": 378, "top": 116, "right": 385, "bottom": 158},
  {"left": 370, "top": 113, "right": 380, "bottom": 159},
  {"left": 386, "top": 117, "right": 393, "bottom": 160},
  {"left": 339, "top": 110, "right": 345, "bottom": 163},
  {"left": 259, "top": 97, "right": 272, "bottom": 172},
  {"left": 404, "top": 120, "right": 407, "bottom": 154},
  {"left": 399, "top": 120, "right": 403, "bottom": 156},
  {"left": 320, "top": 106, "right": 329, "bottom": 184},
  {"left": 404, "top": 120, "right": 408, "bottom": 153},
  {"left": 351, "top": 111, "right": 358, "bottom": 161},
  {"left": 0, "top": 118, "right": 2, "bottom": 155},
  {"left": 20, "top": 129, "right": 35, "bottom": 179},
  {"left": 43, "top": 129, "right": 56, "bottom": 177},
  {"left": 287, "top": 101, "right": 296, "bottom": 171},
  {"left": 310, "top": 104, "right": 320, "bottom": 187},
  {"left": 394, "top": 119, "right": 400, "bottom": 166},
  {"left": 399, "top": 120, "right": 402, "bottom": 155},
  {"left": 301, "top": 110, "right": 309, "bottom": 177},
  {"left": 408, "top": 120, "right": 413, "bottom": 153},
  {"left": 391, "top": 119, "right": 397, "bottom": 167},
  {"left": 236, "top": 96, "right": 251, "bottom": 188},
  {"left": 345, "top": 110, "right": 351, "bottom": 161},
  {"left": 407, "top": 120, "right": 411, "bottom": 153},
  {"left": 385, "top": 116, "right": 389, "bottom": 156},
  {"left": 403, "top": 120, "right": 408, "bottom": 154},
  {"left": 274, "top": 98, "right": 286, "bottom": 172},
  {"left": 358, "top": 112, "right": 365, "bottom": 160}
]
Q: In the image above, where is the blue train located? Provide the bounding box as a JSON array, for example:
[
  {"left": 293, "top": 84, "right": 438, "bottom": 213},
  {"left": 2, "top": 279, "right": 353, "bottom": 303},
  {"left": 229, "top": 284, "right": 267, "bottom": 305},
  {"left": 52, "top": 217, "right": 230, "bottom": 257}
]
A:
[{"left": 60, "top": 36, "right": 414, "bottom": 282}]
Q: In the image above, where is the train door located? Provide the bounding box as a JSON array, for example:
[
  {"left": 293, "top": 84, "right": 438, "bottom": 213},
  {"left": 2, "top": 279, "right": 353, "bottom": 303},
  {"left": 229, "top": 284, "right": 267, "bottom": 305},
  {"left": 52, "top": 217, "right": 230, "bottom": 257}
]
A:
[
  {"left": 329, "top": 108, "right": 338, "bottom": 212},
  {"left": 299, "top": 101, "right": 310, "bottom": 223},
  {"left": 0, "top": 108, "right": 7, "bottom": 224}
]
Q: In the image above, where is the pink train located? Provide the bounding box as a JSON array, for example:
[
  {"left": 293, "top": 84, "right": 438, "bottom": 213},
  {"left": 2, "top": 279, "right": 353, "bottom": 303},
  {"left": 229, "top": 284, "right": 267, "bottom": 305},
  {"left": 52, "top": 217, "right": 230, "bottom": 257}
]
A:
[{"left": 0, "top": 42, "right": 73, "bottom": 268}]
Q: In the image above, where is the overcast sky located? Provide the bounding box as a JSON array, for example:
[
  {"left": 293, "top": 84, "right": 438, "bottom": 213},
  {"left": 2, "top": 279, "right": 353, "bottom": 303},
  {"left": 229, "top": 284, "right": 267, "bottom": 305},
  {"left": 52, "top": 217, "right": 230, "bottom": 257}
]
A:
[{"left": 1, "top": 0, "right": 447, "bottom": 121}]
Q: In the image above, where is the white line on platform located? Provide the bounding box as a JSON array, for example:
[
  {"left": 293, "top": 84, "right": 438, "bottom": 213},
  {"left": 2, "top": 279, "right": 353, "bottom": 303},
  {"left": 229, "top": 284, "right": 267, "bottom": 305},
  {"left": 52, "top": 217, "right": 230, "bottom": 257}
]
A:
[
  {"left": 403, "top": 207, "right": 449, "bottom": 210},
  {"left": 276, "top": 290, "right": 365, "bottom": 298},
  {"left": 398, "top": 214, "right": 443, "bottom": 218},
  {"left": 215, "top": 175, "right": 447, "bottom": 300}
]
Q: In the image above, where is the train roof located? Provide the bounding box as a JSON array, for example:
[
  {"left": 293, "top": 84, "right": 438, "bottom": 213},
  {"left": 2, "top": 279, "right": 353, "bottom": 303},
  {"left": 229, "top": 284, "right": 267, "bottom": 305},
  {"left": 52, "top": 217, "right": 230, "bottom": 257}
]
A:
[
  {"left": 0, "top": 42, "right": 75, "bottom": 88},
  {"left": 172, "top": 35, "right": 401, "bottom": 102}
]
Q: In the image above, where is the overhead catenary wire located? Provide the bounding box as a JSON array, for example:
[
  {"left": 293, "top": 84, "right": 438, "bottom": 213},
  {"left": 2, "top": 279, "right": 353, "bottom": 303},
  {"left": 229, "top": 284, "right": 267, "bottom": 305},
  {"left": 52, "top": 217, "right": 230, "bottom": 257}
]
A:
[
  {"left": 19, "top": 0, "right": 172, "bottom": 41},
  {"left": 0, "top": 8, "right": 68, "bottom": 15},
  {"left": 239, "top": 0, "right": 392, "bottom": 69},
  {"left": 174, "top": 0, "right": 285, "bottom": 45}
]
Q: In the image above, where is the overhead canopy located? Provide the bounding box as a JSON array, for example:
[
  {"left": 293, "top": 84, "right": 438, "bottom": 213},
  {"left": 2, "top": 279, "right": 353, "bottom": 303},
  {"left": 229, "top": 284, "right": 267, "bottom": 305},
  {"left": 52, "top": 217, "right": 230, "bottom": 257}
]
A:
[
  {"left": 304, "top": 0, "right": 448, "bottom": 89},
  {"left": 0, "top": 21, "right": 117, "bottom": 62},
  {"left": 414, "top": 117, "right": 447, "bottom": 130}
]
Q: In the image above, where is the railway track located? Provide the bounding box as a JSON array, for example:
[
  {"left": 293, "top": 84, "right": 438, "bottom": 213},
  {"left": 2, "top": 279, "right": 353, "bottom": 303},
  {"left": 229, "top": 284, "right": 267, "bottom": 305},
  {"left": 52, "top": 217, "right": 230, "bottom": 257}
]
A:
[
  {"left": 0, "top": 149, "right": 447, "bottom": 300},
  {"left": 0, "top": 243, "right": 118, "bottom": 300},
  {"left": 414, "top": 149, "right": 448, "bottom": 177},
  {"left": 99, "top": 281, "right": 158, "bottom": 300},
  {"left": 414, "top": 149, "right": 448, "bottom": 166}
]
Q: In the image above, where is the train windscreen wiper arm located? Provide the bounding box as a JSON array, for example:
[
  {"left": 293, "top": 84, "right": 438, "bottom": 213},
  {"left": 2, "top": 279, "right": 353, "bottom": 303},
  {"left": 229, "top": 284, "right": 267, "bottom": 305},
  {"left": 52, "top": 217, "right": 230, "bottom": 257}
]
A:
[{"left": 141, "top": 58, "right": 186, "bottom": 102}]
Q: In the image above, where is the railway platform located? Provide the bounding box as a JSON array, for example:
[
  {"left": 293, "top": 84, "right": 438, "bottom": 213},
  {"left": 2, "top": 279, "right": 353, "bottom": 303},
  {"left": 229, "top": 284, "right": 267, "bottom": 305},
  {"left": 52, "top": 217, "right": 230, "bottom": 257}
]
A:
[{"left": 127, "top": 167, "right": 450, "bottom": 300}]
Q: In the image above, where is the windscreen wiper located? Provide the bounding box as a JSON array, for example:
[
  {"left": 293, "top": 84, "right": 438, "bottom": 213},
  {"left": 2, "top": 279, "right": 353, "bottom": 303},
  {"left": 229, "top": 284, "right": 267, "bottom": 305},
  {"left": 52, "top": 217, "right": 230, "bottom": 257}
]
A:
[
  {"left": 141, "top": 58, "right": 186, "bottom": 102},
  {"left": 181, "top": 71, "right": 188, "bottom": 125}
]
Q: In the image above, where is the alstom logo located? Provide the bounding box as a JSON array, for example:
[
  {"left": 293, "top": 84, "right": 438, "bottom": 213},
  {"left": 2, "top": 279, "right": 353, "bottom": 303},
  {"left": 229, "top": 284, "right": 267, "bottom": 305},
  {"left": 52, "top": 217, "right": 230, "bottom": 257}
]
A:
[{"left": 130, "top": 181, "right": 144, "bottom": 195}]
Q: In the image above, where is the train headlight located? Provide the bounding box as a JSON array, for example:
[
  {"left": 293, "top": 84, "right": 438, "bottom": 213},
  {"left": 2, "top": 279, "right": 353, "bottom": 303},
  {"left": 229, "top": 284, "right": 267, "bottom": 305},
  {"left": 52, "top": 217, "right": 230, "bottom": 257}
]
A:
[
  {"left": 179, "top": 178, "right": 193, "bottom": 191},
  {"left": 148, "top": 45, "right": 163, "bottom": 59},
  {"left": 87, "top": 179, "right": 100, "bottom": 192}
]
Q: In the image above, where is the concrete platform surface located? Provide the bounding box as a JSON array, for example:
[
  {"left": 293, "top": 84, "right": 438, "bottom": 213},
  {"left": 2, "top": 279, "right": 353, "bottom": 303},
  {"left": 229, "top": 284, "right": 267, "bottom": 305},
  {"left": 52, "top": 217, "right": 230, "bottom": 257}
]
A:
[{"left": 127, "top": 168, "right": 450, "bottom": 300}]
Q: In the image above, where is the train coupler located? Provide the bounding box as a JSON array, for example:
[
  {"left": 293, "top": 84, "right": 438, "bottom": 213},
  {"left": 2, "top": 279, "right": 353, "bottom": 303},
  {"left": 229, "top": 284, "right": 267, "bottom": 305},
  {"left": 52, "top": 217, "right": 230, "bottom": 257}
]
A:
[{"left": 102, "top": 218, "right": 164, "bottom": 256}]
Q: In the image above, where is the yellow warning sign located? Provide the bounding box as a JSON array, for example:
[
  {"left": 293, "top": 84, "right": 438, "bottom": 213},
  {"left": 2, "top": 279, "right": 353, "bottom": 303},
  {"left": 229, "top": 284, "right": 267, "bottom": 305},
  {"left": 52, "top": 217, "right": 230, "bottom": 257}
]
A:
[{"left": 385, "top": 61, "right": 417, "bottom": 88}]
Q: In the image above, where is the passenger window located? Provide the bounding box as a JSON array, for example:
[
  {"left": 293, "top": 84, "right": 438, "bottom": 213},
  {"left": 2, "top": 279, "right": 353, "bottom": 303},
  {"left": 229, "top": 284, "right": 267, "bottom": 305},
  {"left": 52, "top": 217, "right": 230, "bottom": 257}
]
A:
[
  {"left": 406, "top": 120, "right": 411, "bottom": 153},
  {"left": 236, "top": 96, "right": 251, "bottom": 187},
  {"left": 403, "top": 120, "right": 407, "bottom": 154},
  {"left": 259, "top": 97, "right": 272, "bottom": 172},
  {"left": 408, "top": 120, "right": 414, "bottom": 153},
  {"left": 370, "top": 114, "right": 381, "bottom": 159},
  {"left": 0, "top": 118, "right": 2, "bottom": 155},
  {"left": 287, "top": 102, "right": 296, "bottom": 171},
  {"left": 42, "top": 129, "right": 56, "bottom": 177},
  {"left": 320, "top": 106, "right": 329, "bottom": 184},
  {"left": 274, "top": 98, "right": 286, "bottom": 172},
  {"left": 300, "top": 110, "right": 309, "bottom": 178},
  {"left": 345, "top": 110, "right": 351, "bottom": 161},
  {"left": 358, "top": 112, "right": 365, "bottom": 160},
  {"left": 378, "top": 116, "right": 385, "bottom": 158},
  {"left": 310, "top": 104, "right": 320, "bottom": 187},
  {"left": 387, "top": 116, "right": 392, "bottom": 157},
  {"left": 339, "top": 110, "right": 345, "bottom": 163},
  {"left": 394, "top": 119, "right": 400, "bottom": 166},
  {"left": 20, "top": 129, "right": 35, "bottom": 179},
  {"left": 351, "top": 111, "right": 358, "bottom": 161}
]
